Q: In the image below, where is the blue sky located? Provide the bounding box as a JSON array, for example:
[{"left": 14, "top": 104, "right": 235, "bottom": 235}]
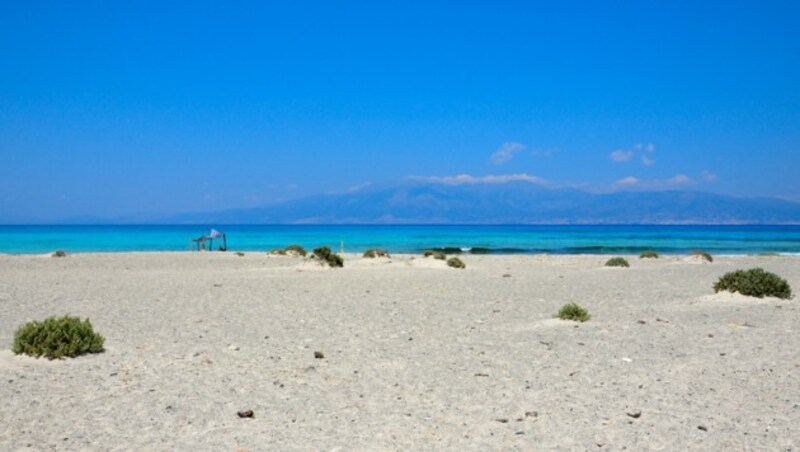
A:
[{"left": 1, "top": 1, "right": 798, "bottom": 222}]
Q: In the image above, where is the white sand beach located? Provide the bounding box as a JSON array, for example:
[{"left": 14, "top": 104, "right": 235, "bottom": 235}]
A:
[{"left": 0, "top": 252, "right": 798, "bottom": 450}]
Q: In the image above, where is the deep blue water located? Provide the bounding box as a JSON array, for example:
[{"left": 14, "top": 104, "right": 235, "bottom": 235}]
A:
[{"left": 1, "top": 225, "right": 799, "bottom": 255}]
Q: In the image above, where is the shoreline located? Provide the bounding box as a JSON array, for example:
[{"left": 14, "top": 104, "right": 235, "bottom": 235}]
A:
[
  {"left": 3, "top": 250, "right": 800, "bottom": 257},
  {"left": 2, "top": 224, "right": 800, "bottom": 256}
]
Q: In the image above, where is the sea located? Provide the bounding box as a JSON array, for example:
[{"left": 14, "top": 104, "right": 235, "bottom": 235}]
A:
[{"left": 1, "top": 224, "right": 799, "bottom": 255}]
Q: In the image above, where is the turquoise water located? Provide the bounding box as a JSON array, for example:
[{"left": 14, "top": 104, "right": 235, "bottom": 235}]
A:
[{"left": 1, "top": 225, "right": 799, "bottom": 255}]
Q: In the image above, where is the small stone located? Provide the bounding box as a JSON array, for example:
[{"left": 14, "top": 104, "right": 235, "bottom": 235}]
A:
[
  {"left": 495, "top": 418, "right": 509, "bottom": 423},
  {"left": 502, "top": 274, "right": 511, "bottom": 278},
  {"left": 698, "top": 425, "right": 708, "bottom": 432},
  {"left": 525, "top": 411, "right": 538, "bottom": 418},
  {"left": 237, "top": 410, "right": 254, "bottom": 419},
  {"left": 314, "top": 351, "right": 325, "bottom": 359},
  {"left": 636, "top": 320, "right": 646, "bottom": 324},
  {"left": 626, "top": 411, "right": 641, "bottom": 419}
]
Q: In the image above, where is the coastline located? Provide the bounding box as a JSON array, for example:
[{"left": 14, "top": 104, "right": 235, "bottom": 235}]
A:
[
  {"left": 1, "top": 252, "right": 798, "bottom": 449},
  {"left": 2, "top": 224, "right": 800, "bottom": 255}
]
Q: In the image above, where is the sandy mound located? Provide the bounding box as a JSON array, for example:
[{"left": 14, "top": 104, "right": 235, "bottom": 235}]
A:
[
  {"left": 681, "top": 254, "right": 713, "bottom": 264},
  {"left": 698, "top": 291, "right": 779, "bottom": 304}
]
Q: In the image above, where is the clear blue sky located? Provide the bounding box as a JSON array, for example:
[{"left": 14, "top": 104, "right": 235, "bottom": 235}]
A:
[{"left": 1, "top": 1, "right": 798, "bottom": 222}]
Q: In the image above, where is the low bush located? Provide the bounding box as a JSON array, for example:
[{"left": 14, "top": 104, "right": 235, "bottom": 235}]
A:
[
  {"left": 363, "top": 249, "right": 390, "bottom": 258},
  {"left": 312, "top": 246, "right": 344, "bottom": 268},
  {"left": 313, "top": 246, "right": 332, "bottom": 259},
  {"left": 235, "top": 252, "right": 245, "bottom": 257},
  {"left": 423, "top": 250, "right": 446, "bottom": 260},
  {"left": 13, "top": 315, "right": 105, "bottom": 360},
  {"left": 605, "top": 257, "right": 629, "bottom": 267},
  {"left": 447, "top": 257, "right": 465, "bottom": 269},
  {"left": 284, "top": 245, "right": 307, "bottom": 257},
  {"left": 640, "top": 250, "right": 659, "bottom": 259},
  {"left": 691, "top": 250, "right": 713, "bottom": 262},
  {"left": 556, "top": 303, "right": 590, "bottom": 322},
  {"left": 52, "top": 250, "right": 68, "bottom": 258},
  {"left": 713, "top": 268, "right": 792, "bottom": 299}
]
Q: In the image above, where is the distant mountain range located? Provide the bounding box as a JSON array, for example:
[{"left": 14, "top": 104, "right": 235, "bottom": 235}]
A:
[{"left": 157, "top": 180, "right": 800, "bottom": 225}]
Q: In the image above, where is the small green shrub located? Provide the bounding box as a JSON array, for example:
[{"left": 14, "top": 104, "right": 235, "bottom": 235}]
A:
[
  {"left": 312, "top": 246, "right": 344, "bottom": 268},
  {"left": 313, "top": 246, "right": 332, "bottom": 259},
  {"left": 13, "top": 315, "right": 105, "bottom": 360},
  {"left": 284, "top": 245, "right": 307, "bottom": 257},
  {"left": 691, "top": 250, "right": 713, "bottom": 262},
  {"left": 52, "top": 250, "right": 68, "bottom": 258},
  {"left": 235, "top": 252, "right": 245, "bottom": 257},
  {"left": 447, "top": 257, "right": 465, "bottom": 269},
  {"left": 556, "top": 304, "right": 590, "bottom": 322},
  {"left": 269, "top": 248, "right": 286, "bottom": 255},
  {"left": 605, "top": 257, "right": 629, "bottom": 267},
  {"left": 713, "top": 268, "right": 792, "bottom": 299},
  {"left": 327, "top": 253, "right": 344, "bottom": 268},
  {"left": 640, "top": 250, "right": 659, "bottom": 259},
  {"left": 363, "top": 248, "right": 390, "bottom": 258},
  {"left": 423, "top": 250, "right": 446, "bottom": 260}
]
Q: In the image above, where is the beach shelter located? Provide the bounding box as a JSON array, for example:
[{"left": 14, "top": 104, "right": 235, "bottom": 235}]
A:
[{"left": 191, "top": 228, "right": 227, "bottom": 251}]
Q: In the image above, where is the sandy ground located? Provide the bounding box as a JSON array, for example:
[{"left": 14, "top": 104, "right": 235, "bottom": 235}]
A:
[{"left": 0, "top": 252, "right": 798, "bottom": 450}]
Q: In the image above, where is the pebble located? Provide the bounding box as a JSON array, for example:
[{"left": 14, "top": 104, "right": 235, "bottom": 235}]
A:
[
  {"left": 314, "top": 351, "right": 325, "bottom": 359},
  {"left": 237, "top": 410, "right": 254, "bottom": 418}
]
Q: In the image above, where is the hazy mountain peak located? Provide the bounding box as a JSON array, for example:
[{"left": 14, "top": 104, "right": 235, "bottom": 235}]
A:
[{"left": 161, "top": 181, "right": 800, "bottom": 225}]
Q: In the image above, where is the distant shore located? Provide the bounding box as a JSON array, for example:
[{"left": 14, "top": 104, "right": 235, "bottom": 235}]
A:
[{"left": 1, "top": 252, "right": 798, "bottom": 449}]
